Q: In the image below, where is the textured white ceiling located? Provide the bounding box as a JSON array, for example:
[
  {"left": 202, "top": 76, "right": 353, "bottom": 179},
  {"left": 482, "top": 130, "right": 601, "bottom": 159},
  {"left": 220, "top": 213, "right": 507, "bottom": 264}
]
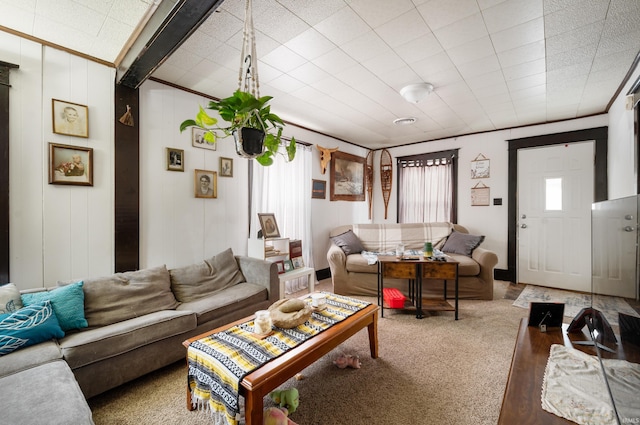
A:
[{"left": 2, "top": 0, "right": 639, "bottom": 149}]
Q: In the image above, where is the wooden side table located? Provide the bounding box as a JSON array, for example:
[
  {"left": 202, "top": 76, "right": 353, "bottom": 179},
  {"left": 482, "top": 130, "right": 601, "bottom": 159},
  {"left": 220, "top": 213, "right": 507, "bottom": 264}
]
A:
[
  {"left": 377, "top": 255, "right": 459, "bottom": 320},
  {"left": 278, "top": 266, "right": 315, "bottom": 299}
]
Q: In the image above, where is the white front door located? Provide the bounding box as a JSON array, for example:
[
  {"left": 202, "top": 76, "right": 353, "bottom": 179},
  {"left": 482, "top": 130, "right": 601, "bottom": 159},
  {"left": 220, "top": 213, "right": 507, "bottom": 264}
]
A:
[{"left": 517, "top": 142, "right": 593, "bottom": 292}]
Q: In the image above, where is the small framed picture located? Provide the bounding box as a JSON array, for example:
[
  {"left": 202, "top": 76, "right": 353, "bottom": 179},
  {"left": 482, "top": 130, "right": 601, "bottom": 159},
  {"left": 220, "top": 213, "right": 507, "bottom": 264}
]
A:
[
  {"left": 312, "top": 179, "right": 326, "bottom": 199},
  {"left": 220, "top": 157, "right": 233, "bottom": 177},
  {"left": 283, "top": 260, "right": 294, "bottom": 273},
  {"left": 52, "top": 99, "right": 89, "bottom": 138},
  {"left": 292, "top": 256, "right": 304, "bottom": 269},
  {"left": 48, "top": 143, "right": 93, "bottom": 186},
  {"left": 192, "top": 128, "right": 216, "bottom": 150},
  {"left": 194, "top": 169, "right": 217, "bottom": 198},
  {"left": 258, "top": 213, "right": 280, "bottom": 239},
  {"left": 166, "top": 148, "right": 184, "bottom": 172},
  {"left": 275, "top": 260, "right": 285, "bottom": 274}
]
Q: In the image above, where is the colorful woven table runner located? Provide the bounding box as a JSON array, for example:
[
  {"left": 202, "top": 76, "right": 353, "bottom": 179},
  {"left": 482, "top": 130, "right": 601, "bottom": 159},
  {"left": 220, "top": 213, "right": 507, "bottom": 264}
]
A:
[{"left": 187, "top": 293, "right": 370, "bottom": 425}]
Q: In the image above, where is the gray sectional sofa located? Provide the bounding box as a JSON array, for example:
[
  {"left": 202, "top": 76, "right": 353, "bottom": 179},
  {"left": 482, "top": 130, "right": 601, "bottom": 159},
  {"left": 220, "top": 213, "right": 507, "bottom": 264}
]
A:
[{"left": 0, "top": 249, "right": 278, "bottom": 424}]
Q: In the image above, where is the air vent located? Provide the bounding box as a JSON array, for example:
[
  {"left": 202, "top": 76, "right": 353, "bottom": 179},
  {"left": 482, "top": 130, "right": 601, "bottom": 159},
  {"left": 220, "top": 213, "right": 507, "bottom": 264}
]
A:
[{"left": 393, "top": 117, "right": 417, "bottom": 125}]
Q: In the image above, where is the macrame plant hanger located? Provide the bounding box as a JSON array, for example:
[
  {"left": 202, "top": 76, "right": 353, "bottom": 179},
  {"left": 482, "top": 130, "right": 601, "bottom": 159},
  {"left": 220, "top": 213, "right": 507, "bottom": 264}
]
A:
[{"left": 238, "top": 0, "right": 260, "bottom": 98}]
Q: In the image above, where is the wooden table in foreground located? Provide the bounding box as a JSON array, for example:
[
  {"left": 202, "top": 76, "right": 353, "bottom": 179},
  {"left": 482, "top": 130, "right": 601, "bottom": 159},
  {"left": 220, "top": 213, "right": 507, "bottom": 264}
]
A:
[
  {"left": 182, "top": 303, "right": 379, "bottom": 425},
  {"left": 498, "top": 317, "right": 640, "bottom": 424}
]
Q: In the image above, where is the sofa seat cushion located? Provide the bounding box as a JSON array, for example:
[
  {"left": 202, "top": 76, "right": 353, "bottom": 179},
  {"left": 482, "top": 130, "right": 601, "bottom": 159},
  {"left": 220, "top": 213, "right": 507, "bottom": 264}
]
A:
[
  {"left": 446, "top": 254, "right": 480, "bottom": 276},
  {"left": 169, "top": 248, "right": 246, "bottom": 303},
  {"left": 177, "top": 282, "right": 268, "bottom": 325},
  {"left": 0, "top": 340, "right": 61, "bottom": 379},
  {"left": 59, "top": 310, "right": 196, "bottom": 369},
  {"left": 345, "top": 254, "right": 378, "bottom": 274},
  {"left": 0, "top": 359, "right": 94, "bottom": 424},
  {"left": 66, "top": 265, "right": 179, "bottom": 328}
]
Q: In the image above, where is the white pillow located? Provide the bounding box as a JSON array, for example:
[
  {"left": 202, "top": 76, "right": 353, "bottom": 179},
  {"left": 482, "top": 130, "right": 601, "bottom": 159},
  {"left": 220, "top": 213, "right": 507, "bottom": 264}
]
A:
[{"left": 0, "top": 283, "right": 23, "bottom": 314}]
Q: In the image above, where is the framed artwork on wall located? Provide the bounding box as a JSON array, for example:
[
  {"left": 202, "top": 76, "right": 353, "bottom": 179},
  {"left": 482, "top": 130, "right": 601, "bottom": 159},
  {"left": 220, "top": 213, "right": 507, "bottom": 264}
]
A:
[
  {"left": 258, "top": 213, "right": 280, "bottom": 239},
  {"left": 330, "top": 151, "right": 366, "bottom": 201},
  {"left": 52, "top": 99, "right": 89, "bottom": 138},
  {"left": 192, "top": 128, "right": 216, "bottom": 150},
  {"left": 471, "top": 154, "right": 490, "bottom": 179},
  {"left": 166, "top": 148, "right": 184, "bottom": 172},
  {"left": 220, "top": 157, "right": 233, "bottom": 177},
  {"left": 48, "top": 143, "right": 93, "bottom": 186},
  {"left": 194, "top": 169, "right": 217, "bottom": 198},
  {"left": 312, "top": 179, "right": 326, "bottom": 199}
]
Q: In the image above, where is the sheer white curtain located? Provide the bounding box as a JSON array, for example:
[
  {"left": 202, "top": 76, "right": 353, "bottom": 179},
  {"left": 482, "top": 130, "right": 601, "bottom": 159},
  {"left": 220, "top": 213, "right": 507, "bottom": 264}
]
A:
[
  {"left": 250, "top": 144, "right": 313, "bottom": 294},
  {"left": 398, "top": 159, "right": 452, "bottom": 223}
]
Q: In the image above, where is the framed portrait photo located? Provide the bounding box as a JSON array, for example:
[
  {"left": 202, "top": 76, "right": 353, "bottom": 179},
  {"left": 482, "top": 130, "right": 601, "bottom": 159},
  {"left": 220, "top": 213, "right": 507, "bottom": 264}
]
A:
[
  {"left": 258, "top": 213, "right": 280, "bottom": 239},
  {"left": 194, "top": 169, "right": 217, "bottom": 199},
  {"left": 166, "top": 147, "right": 184, "bottom": 172},
  {"left": 192, "top": 127, "right": 216, "bottom": 150},
  {"left": 283, "top": 260, "right": 294, "bottom": 273},
  {"left": 220, "top": 157, "right": 233, "bottom": 177},
  {"left": 48, "top": 143, "right": 93, "bottom": 186},
  {"left": 292, "top": 256, "right": 304, "bottom": 269},
  {"left": 275, "top": 260, "right": 285, "bottom": 274},
  {"left": 52, "top": 99, "right": 88, "bottom": 138},
  {"left": 330, "top": 151, "right": 366, "bottom": 201}
]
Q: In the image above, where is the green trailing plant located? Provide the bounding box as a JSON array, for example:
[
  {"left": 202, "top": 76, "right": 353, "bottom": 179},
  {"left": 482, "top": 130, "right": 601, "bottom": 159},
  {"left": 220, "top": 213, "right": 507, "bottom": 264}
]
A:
[{"left": 180, "top": 90, "right": 296, "bottom": 166}]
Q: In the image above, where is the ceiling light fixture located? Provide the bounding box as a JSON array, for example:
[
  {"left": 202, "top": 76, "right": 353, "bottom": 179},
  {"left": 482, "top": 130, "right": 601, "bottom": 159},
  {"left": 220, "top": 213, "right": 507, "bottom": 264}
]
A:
[
  {"left": 393, "top": 117, "right": 417, "bottom": 125},
  {"left": 400, "top": 82, "right": 434, "bottom": 103}
]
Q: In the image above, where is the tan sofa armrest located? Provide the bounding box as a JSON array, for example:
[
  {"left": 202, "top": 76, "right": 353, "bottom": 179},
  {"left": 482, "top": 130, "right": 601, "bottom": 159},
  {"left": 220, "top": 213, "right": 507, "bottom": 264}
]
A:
[
  {"left": 471, "top": 247, "right": 498, "bottom": 287},
  {"left": 236, "top": 256, "right": 279, "bottom": 302}
]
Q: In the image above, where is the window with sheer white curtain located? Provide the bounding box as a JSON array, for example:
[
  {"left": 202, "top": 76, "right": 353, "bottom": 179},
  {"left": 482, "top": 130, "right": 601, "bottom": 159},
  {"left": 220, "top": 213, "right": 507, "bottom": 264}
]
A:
[
  {"left": 398, "top": 150, "right": 457, "bottom": 223},
  {"left": 250, "top": 144, "right": 313, "bottom": 294}
]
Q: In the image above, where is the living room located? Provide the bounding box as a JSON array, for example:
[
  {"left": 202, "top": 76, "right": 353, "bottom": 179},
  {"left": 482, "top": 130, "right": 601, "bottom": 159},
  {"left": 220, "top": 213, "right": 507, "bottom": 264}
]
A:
[{"left": 1, "top": 1, "right": 640, "bottom": 424}]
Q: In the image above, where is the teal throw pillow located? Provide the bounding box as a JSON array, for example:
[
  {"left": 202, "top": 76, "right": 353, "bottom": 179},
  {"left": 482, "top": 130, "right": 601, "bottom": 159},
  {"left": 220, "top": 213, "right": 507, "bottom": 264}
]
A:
[
  {"left": 0, "top": 301, "right": 65, "bottom": 356},
  {"left": 21, "top": 281, "right": 88, "bottom": 331}
]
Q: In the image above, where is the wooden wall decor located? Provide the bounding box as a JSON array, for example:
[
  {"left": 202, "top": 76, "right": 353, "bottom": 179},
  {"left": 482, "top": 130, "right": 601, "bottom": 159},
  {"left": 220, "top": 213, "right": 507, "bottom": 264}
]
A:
[
  {"left": 380, "top": 149, "right": 392, "bottom": 219},
  {"left": 316, "top": 145, "right": 338, "bottom": 174},
  {"left": 366, "top": 150, "right": 374, "bottom": 219}
]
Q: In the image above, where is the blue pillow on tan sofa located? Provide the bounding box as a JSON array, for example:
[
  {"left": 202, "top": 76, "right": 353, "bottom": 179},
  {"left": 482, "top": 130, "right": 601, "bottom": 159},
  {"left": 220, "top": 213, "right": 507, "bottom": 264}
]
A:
[
  {"left": 442, "top": 231, "right": 484, "bottom": 256},
  {"left": 0, "top": 301, "right": 65, "bottom": 356},
  {"left": 21, "top": 281, "right": 87, "bottom": 332}
]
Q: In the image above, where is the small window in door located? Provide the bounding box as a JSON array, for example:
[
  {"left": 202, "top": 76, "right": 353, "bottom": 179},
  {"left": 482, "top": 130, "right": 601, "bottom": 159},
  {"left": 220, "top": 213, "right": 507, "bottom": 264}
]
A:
[{"left": 545, "top": 178, "right": 562, "bottom": 210}]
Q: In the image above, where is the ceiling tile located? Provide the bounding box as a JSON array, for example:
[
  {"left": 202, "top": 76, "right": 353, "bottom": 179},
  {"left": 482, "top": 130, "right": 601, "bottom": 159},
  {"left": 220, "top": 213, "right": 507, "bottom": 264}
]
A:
[
  {"left": 261, "top": 46, "right": 308, "bottom": 73},
  {"left": 349, "top": 0, "right": 415, "bottom": 28},
  {"left": 341, "top": 31, "right": 392, "bottom": 63},
  {"left": 275, "top": 0, "right": 347, "bottom": 27},
  {"left": 314, "top": 6, "right": 370, "bottom": 45},
  {"left": 285, "top": 28, "right": 336, "bottom": 61},
  {"left": 418, "top": 0, "right": 480, "bottom": 31},
  {"left": 497, "top": 39, "right": 545, "bottom": 68},
  {"left": 394, "top": 32, "right": 443, "bottom": 64},
  {"left": 433, "top": 12, "right": 488, "bottom": 50},
  {"left": 544, "top": 0, "right": 608, "bottom": 38},
  {"left": 447, "top": 36, "right": 495, "bottom": 66},
  {"left": 490, "top": 17, "right": 544, "bottom": 53},
  {"left": 375, "top": 9, "right": 431, "bottom": 48},
  {"left": 483, "top": 0, "right": 543, "bottom": 34}
]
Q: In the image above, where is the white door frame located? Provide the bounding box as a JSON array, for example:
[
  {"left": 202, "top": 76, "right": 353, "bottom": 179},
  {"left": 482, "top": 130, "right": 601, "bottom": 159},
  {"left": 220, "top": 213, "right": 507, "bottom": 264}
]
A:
[{"left": 505, "top": 127, "right": 608, "bottom": 284}]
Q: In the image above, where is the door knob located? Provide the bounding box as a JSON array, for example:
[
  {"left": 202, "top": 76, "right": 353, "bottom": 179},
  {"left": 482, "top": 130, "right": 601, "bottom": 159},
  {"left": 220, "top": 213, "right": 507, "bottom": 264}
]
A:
[
  {"left": 623, "top": 226, "right": 635, "bottom": 232},
  {"left": 521, "top": 224, "right": 527, "bottom": 229}
]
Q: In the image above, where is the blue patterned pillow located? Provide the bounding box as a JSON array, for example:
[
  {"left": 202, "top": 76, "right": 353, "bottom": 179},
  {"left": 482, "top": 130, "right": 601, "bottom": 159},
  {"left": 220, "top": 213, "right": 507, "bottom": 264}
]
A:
[
  {"left": 0, "top": 301, "right": 65, "bottom": 356},
  {"left": 21, "top": 281, "right": 88, "bottom": 331}
]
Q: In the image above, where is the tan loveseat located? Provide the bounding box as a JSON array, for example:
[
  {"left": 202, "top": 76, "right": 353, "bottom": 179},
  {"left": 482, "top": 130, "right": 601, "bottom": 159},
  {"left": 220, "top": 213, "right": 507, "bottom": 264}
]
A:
[
  {"left": 0, "top": 249, "right": 278, "bottom": 424},
  {"left": 328, "top": 223, "right": 498, "bottom": 300}
]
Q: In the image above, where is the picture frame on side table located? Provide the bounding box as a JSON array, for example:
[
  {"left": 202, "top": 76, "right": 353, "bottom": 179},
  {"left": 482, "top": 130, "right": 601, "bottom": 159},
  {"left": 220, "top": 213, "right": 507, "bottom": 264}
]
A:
[
  {"left": 258, "top": 213, "right": 280, "bottom": 239},
  {"left": 166, "top": 148, "right": 184, "bottom": 171},
  {"left": 283, "top": 260, "right": 294, "bottom": 273},
  {"left": 330, "top": 151, "right": 366, "bottom": 201},
  {"left": 275, "top": 260, "right": 285, "bottom": 274},
  {"left": 292, "top": 256, "right": 304, "bottom": 269},
  {"left": 52, "top": 99, "right": 88, "bottom": 138},
  {"left": 48, "top": 143, "right": 93, "bottom": 186},
  {"left": 220, "top": 157, "right": 233, "bottom": 177},
  {"left": 194, "top": 169, "right": 217, "bottom": 198}
]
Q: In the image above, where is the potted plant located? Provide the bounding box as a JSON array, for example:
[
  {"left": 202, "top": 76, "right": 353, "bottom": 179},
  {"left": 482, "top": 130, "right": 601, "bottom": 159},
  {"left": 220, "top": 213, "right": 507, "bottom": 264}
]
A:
[{"left": 180, "top": 90, "right": 296, "bottom": 166}]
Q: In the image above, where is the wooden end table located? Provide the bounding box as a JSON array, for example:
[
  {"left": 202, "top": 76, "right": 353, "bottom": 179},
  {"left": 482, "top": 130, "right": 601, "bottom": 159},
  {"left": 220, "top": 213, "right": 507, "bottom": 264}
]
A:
[
  {"left": 377, "top": 255, "right": 459, "bottom": 320},
  {"left": 182, "top": 302, "right": 379, "bottom": 425}
]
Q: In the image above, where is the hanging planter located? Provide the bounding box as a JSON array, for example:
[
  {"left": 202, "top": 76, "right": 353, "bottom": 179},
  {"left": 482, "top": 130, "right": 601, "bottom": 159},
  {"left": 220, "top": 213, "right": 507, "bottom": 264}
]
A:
[
  {"left": 178, "top": 0, "right": 295, "bottom": 166},
  {"left": 234, "top": 127, "right": 265, "bottom": 158}
]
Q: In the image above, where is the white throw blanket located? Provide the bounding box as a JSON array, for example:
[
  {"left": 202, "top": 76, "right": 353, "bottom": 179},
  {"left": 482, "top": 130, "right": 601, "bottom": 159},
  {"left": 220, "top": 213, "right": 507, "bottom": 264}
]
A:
[{"left": 542, "top": 344, "right": 640, "bottom": 424}]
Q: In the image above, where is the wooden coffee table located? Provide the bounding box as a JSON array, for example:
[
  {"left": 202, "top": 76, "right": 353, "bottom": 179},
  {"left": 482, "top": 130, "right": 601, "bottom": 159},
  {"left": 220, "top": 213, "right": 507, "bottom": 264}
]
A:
[{"left": 182, "top": 302, "right": 379, "bottom": 425}]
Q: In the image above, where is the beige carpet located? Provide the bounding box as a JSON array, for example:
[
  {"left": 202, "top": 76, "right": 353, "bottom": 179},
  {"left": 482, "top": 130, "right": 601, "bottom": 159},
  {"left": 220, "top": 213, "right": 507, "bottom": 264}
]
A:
[{"left": 88, "top": 281, "right": 529, "bottom": 425}]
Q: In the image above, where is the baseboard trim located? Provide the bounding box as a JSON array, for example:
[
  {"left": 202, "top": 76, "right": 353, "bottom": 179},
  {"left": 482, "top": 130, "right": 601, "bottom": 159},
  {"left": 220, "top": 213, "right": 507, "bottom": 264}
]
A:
[
  {"left": 316, "top": 267, "right": 331, "bottom": 281},
  {"left": 494, "top": 268, "right": 510, "bottom": 282}
]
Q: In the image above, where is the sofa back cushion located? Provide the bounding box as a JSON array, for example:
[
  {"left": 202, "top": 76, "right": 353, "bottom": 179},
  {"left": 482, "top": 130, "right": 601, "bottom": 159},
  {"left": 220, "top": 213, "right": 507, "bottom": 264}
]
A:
[
  {"left": 352, "top": 222, "right": 453, "bottom": 252},
  {"left": 169, "top": 248, "right": 246, "bottom": 303},
  {"left": 65, "top": 265, "right": 178, "bottom": 328}
]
